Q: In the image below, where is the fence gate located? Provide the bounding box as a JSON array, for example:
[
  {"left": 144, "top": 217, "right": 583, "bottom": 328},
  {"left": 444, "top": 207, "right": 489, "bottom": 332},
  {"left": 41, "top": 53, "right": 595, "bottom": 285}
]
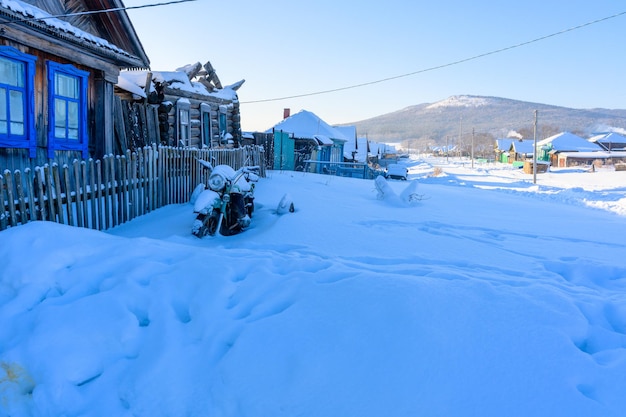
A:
[{"left": 273, "top": 131, "right": 294, "bottom": 170}]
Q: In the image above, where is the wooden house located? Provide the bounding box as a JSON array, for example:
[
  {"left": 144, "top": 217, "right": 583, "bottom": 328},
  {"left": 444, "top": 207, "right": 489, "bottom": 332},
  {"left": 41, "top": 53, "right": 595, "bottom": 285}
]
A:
[
  {"left": 509, "top": 139, "right": 534, "bottom": 163},
  {"left": 589, "top": 132, "right": 626, "bottom": 152},
  {"left": 495, "top": 139, "right": 514, "bottom": 163},
  {"left": 267, "top": 110, "right": 347, "bottom": 172},
  {"left": 495, "top": 138, "right": 531, "bottom": 163},
  {"left": 0, "top": 0, "right": 150, "bottom": 170},
  {"left": 115, "top": 62, "right": 244, "bottom": 150},
  {"left": 537, "top": 132, "right": 602, "bottom": 167}
]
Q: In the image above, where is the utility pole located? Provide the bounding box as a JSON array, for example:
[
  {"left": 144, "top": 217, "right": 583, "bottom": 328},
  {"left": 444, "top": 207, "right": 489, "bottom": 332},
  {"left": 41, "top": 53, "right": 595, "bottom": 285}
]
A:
[
  {"left": 471, "top": 128, "right": 475, "bottom": 169},
  {"left": 446, "top": 136, "right": 449, "bottom": 163},
  {"left": 533, "top": 110, "right": 538, "bottom": 184},
  {"left": 458, "top": 117, "right": 462, "bottom": 159}
]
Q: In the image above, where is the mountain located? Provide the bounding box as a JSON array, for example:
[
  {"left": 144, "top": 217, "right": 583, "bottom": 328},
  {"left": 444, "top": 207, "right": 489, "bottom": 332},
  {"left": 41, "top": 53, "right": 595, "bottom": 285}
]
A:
[{"left": 349, "top": 95, "right": 626, "bottom": 144}]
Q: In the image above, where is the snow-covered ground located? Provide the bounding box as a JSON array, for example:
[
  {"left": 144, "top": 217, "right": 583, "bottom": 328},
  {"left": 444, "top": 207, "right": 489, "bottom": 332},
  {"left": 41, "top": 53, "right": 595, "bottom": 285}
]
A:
[{"left": 1, "top": 157, "right": 626, "bottom": 417}]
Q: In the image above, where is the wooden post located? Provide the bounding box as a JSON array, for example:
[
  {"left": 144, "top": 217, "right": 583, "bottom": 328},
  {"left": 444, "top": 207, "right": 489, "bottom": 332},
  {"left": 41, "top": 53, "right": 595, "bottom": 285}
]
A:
[{"left": 62, "top": 164, "right": 74, "bottom": 227}]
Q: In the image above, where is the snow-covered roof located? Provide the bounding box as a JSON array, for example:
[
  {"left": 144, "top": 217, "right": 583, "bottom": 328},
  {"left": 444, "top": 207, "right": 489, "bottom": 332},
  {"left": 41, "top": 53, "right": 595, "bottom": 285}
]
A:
[
  {"left": 370, "top": 142, "right": 397, "bottom": 156},
  {"left": 116, "top": 70, "right": 241, "bottom": 101},
  {"left": 0, "top": 0, "right": 140, "bottom": 62},
  {"left": 343, "top": 137, "right": 370, "bottom": 162},
  {"left": 266, "top": 110, "right": 348, "bottom": 142},
  {"left": 510, "top": 140, "right": 534, "bottom": 154},
  {"left": 496, "top": 139, "right": 516, "bottom": 151},
  {"left": 537, "top": 132, "right": 601, "bottom": 152},
  {"left": 557, "top": 151, "right": 626, "bottom": 159},
  {"left": 588, "top": 132, "right": 626, "bottom": 150},
  {"left": 334, "top": 126, "right": 356, "bottom": 141},
  {"left": 312, "top": 135, "right": 334, "bottom": 146}
]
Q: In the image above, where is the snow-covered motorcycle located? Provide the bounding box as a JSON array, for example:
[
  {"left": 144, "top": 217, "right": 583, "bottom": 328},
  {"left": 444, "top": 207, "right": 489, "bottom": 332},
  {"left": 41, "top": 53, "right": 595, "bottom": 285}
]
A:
[{"left": 191, "top": 160, "right": 259, "bottom": 237}]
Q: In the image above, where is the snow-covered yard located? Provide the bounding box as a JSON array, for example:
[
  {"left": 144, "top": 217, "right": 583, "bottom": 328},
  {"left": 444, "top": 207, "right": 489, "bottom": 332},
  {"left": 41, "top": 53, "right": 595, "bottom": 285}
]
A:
[{"left": 1, "top": 157, "right": 626, "bottom": 416}]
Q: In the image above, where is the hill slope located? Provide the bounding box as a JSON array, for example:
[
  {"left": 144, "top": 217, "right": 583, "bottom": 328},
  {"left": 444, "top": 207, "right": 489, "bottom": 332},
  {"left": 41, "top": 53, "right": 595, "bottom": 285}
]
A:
[{"left": 349, "top": 95, "right": 626, "bottom": 143}]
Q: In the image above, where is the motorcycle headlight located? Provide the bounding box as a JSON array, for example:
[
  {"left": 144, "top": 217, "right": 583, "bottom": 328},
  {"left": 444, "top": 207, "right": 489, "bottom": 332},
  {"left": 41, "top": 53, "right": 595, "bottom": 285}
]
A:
[{"left": 208, "top": 172, "right": 227, "bottom": 191}]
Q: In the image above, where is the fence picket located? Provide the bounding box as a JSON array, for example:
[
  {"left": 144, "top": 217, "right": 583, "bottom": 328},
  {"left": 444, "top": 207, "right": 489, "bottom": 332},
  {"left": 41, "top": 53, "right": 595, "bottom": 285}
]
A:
[
  {"left": 88, "top": 159, "right": 97, "bottom": 229},
  {"left": 4, "top": 170, "right": 17, "bottom": 227},
  {"left": 34, "top": 167, "right": 46, "bottom": 221},
  {"left": 14, "top": 170, "right": 28, "bottom": 225},
  {"left": 80, "top": 161, "right": 89, "bottom": 228},
  {"left": 24, "top": 168, "right": 36, "bottom": 222},
  {"left": 96, "top": 159, "right": 104, "bottom": 230},
  {"left": 51, "top": 165, "right": 63, "bottom": 224},
  {"left": 72, "top": 160, "right": 84, "bottom": 228},
  {"left": 0, "top": 173, "right": 7, "bottom": 230},
  {"left": 62, "top": 165, "right": 74, "bottom": 227}
]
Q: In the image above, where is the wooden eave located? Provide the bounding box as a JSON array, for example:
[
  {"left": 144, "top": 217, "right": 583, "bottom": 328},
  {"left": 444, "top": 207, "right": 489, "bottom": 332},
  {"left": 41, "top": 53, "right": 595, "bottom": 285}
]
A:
[
  {"left": 0, "top": 4, "right": 148, "bottom": 71},
  {"left": 83, "top": 0, "right": 150, "bottom": 69}
]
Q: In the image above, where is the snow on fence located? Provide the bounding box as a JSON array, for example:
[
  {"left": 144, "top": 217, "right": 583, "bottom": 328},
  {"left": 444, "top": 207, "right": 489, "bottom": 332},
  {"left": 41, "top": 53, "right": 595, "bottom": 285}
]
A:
[{"left": 0, "top": 145, "right": 265, "bottom": 232}]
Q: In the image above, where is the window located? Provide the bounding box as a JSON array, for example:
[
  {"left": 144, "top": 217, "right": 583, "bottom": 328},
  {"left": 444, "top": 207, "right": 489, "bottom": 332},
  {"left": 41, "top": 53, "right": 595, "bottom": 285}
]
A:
[
  {"left": 47, "top": 61, "right": 89, "bottom": 158},
  {"left": 218, "top": 105, "right": 227, "bottom": 136},
  {"left": 0, "top": 46, "right": 36, "bottom": 157},
  {"left": 176, "top": 99, "right": 190, "bottom": 146},
  {"left": 200, "top": 103, "right": 212, "bottom": 148}
]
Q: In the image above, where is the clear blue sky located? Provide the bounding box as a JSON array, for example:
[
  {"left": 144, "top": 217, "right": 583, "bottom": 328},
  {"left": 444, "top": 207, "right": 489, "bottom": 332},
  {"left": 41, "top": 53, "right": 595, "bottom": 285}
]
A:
[{"left": 124, "top": 0, "right": 626, "bottom": 132}]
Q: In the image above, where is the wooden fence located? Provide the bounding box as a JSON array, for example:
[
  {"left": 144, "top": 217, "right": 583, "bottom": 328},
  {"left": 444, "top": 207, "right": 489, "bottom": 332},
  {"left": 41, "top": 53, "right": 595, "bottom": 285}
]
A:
[{"left": 0, "top": 145, "right": 265, "bottom": 232}]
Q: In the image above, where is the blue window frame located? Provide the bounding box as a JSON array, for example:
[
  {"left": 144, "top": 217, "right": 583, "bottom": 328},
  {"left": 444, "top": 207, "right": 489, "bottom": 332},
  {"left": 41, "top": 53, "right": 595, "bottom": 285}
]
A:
[
  {"left": 0, "top": 46, "right": 37, "bottom": 157},
  {"left": 47, "top": 61, "right": 89, "bottom": 158}
]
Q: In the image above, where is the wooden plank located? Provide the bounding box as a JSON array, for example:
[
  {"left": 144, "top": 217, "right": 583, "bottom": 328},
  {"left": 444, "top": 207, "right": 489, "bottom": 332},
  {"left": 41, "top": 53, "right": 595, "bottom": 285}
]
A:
[
  {"left": 24, "top": 168, "right": 36, "bottom": 222},
  {"left": 34, "top": 167, "right": 47, "bottom": 221},
  {"left": 4, "top": 170, "right": 17, "bottom": 227},
  {"left": 14, "top": 170, "right": 28, "bottom": 225},
  {"left": 131, "top": 151, "right": 138, "bottom": 219},
  {"left": 88, "top": 159, "right": 97, "bottom": 230},
  {"left": 149, "top": 145, "right": 155, "bottom": 210},
  {"left": 62, "top": 164, "right": 74, "bottom": 227},
  {"left": 156, "top": 143, "right": 163, "bottom": 207},
  {"left": 44, "top": 165, "right": 56, "bottom": 223},
  {"left": 73, "top": 160, "right": 84, "bottom": 228},
  {"left": 114, "top": 96, "right": 128, "bottom": 154},
  {"left": 115, "top": 156, "right": 126, "bottom": 224},
  {"left": 119, "top": 154, "right": 128, "bottom": 223},
  {"left": 147, "top": 105, "right": 161, "bottom": 145},
  {"left": 108, "top": 155, "right": 118, "bottom": 228},
  {"left": 137, "top": 149, "right": 145, "bottom": 216},
  {"left": 136, "top": 104, "right": 148, "bottom": 149},
  {"left": 96, "top": 159, "right": 104, "bottom": 231},
  {"left": 80, "top": 161, "right": 89, "bottom": 228},
  {"left": 52, "top": 164, "right": 65, "bottom": 224},
  {"left": 0, "top": 173, "right": 7, "bottom": 230},
  {"left": 102, "top": 155, "right": 110, "bottom": 229}
]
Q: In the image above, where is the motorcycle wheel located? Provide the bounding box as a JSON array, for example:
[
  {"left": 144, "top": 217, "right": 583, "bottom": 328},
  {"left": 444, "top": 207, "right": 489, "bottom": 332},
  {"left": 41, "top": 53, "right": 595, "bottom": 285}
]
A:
[
  {"left": 206, "top": 213, "right": 219, "bottom": 236},
  {"left": 192, "top": 214, "right": 210, "bottom": 238}
]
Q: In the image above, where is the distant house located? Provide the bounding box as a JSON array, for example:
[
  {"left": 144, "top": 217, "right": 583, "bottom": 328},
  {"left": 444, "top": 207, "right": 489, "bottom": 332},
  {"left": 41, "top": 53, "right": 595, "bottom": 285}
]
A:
[
  {"left": 494, "top": 138, "right": 533, "bottom": 163},
  {"left": 537, "top": 132, "right": 602, "bottom": 167},
  {"left": 371, "top": 142, "right": 399, "bottom": 167},
  {"left": 336, "top": 126, "right": 373, "bottom": 164},
  {"left": 117, "top": 62, "right": 244, "bottom": 149},
  {"left": 495, "top": 139, "right": 516, "bottom": 163},
  {"left": 0, "top": 0, "right": 150, "bottom": 170},
  {"left": 509, "top": 139, "right": 534, "bottom": 162},
  {"left": 267, "top": 110, "right": 347, "bottom": 172},
  {"left": 589, "top": 132, "right": 626, "bottom": 152}
]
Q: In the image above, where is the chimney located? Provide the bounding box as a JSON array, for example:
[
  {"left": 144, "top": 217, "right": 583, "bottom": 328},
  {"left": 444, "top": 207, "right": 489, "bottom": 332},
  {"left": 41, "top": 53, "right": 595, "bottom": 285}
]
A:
[{"left": 283, "top": 108, "right": 290, "bottom": 119}]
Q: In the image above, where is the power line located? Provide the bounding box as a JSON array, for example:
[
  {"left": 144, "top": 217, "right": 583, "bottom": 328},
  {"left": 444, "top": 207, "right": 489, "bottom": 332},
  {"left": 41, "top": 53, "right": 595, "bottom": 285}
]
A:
[
  {"left": 0, "top": 0, "right": 198, "bottom": 24},
  {"left": 242, "top": 10, "right": 626, "bottom": 104}
]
